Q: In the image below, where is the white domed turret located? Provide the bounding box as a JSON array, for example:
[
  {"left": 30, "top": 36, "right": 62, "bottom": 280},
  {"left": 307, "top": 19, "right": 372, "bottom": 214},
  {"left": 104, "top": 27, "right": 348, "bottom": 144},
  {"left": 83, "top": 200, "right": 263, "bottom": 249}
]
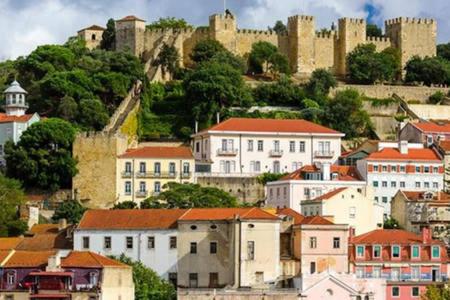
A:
[{"left": 4, "top": 80, "right": 28, "bottom": 116}]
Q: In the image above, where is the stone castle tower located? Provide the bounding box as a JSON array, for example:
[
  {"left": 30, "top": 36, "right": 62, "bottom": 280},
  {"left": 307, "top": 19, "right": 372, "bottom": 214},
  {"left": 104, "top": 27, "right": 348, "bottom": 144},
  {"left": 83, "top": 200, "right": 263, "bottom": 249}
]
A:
[{"left": 81, "top": 13, "right": 436, "bottom": 77}]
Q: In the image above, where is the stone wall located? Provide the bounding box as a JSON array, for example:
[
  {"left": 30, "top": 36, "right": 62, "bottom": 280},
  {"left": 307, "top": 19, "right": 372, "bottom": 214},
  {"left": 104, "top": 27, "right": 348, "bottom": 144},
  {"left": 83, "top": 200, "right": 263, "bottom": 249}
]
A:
[
  {"left": 196, "top": 176, "right": 264, "bottom": 203},
  {"left": 178, "top": 289, "right": 299, "bottom": 300}
]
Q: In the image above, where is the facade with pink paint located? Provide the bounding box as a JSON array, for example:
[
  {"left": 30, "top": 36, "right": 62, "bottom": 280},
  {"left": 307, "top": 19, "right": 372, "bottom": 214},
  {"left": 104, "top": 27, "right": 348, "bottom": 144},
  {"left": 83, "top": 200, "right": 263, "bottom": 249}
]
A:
[{"left": 349, "top": 228, "right": 448, "bottom": 300}]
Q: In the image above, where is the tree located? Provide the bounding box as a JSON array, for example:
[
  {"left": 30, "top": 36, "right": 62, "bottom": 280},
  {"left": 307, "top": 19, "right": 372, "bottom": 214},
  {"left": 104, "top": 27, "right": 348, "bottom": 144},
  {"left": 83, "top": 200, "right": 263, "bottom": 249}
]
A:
[
  {"left": 366, "top": 24, "right": 383, "bottom": 37},
  {"left": 5, "top": 118, "right": 78, "bottom": 191},
  {"left": 405, "top": 56, "right": 450, "bottom": 86},
  {"left": 437, "top": 43, "right": 450, "bottom": 61},
  {"left": 153, "top": 43, "right": 180, "bottom": 80},
  {"left": 140, "top": 182, "right": 239, "bottom": 209},
  {"left": 78, "top": 99, "right": 110, "bottom": 131},
  {"left": 429, "top": 91, "right": 446, "bottom": 104},
  {"left": 248, "top": 41, "right": 290, "bottom": 76},
  {"left": 52, "top": 200, "right": 87, "bottom": 224},
  {"left": 301, "top": 98, "right": 322, "bottom": 123},
  {"left": 190, "top": 39, "right": 226, "bottom": 63},
  {"left": 113, "top": 254, "right": 176, "bottom": 300},
  {"left": 257, "top": 173, "right": 288, "bottom": 185},
  {"left": 183, "top": 61, "right": 253, "bottom": 126},
  {"left": 421, "top": 284, "right": 450, "bottom": 300},
  {"left": 383, "top": 217, "right": 401, "bottom": 229},
  {"left": 323, "top": 89, "right": 373, "bottom": 139},
  {"left": 252, "top": 75, "right": 305, "bottom": 106},
  {"left": 100, "top": 19, "right": 116, "bottom": 51},
  {"left": 57, "top": 95, "right": 78, "bottom": 122},
  {"left": 146, "top": 17, "right": 193, "bottom": 30},
  {"left": 306, "top": 68, "right": 337, "bottom": 103},
  {"left": 210, "top": 51, "right": 247, "bottom": 74},
  {"left": 0, "top": 175, "right": 27, "bottom": 237},
  {"left": 269, "top": 21, "right": 287, "bottom": 34},
  {"left": 112, "top": 201, "right": 138, "bottom": 209}
]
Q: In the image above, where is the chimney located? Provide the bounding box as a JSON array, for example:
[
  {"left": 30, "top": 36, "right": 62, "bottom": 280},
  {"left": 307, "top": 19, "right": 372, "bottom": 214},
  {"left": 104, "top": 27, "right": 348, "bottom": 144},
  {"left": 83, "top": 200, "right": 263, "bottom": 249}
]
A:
[
  {"left": 322, "top": 162, "right": 331, "bottom": 181},
  {"left": 399, "top": 140, "right": 408, "bottom": 154},
  {"left": 216, "top": 112, "right": 220, "bottom": 124},
  {"left": 46, "top": 252, "right": 62, "bottom": 272},
  {"left": 422, "top": 227, "right": 432, "bottom": 244},
  {"left": 194, "top": 121, "right": 198, "bottom": 134},
  {"left": 58, "top": 218, "right": 68, "bottom": 231}
]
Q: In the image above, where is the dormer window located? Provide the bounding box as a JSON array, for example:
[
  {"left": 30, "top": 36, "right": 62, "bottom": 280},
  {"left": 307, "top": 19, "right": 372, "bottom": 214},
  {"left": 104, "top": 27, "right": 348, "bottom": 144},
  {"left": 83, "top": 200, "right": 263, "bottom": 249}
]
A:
[
  {"left": 6, "top": 271, "right": 15, "bottom": 285},
  {"left": 431, "top": 246, "right": 440, "bottom": 259},
  {"left": 411, "top": 245, "right": 420, "bottom": 259},
  {"left": 373, "top": 245, "right": 381, "bottom": 258},
  {"left": 392, "top": 245, "right": 400, "bottom": 258},
  {"left": 331, "top": 173, "right": 338, "bottom": 180},
  {"left": 356, "top": 245, "right": 365, "bottom": 258}
]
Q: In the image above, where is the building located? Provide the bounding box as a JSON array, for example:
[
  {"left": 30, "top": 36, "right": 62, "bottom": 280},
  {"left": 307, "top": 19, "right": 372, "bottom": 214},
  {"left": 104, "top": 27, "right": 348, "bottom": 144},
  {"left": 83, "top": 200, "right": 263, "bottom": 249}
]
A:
[
  {"left": 356, "top": 141, "right": 444, "bottom": 216},
  {"left": 266, "top": 164, "right": 366, "bottom": 213},
  {"left": 116, "top": 146, "right": 195, "bottom": 204},
  {"left": 301, "top": 187, "right": 384, "bottom": 235},
  {"left": 77, "top": 25, "right": 105, "bottom": 50},
  {"left": 391, "top": 190, "right": 450, "bottom": 244},
  {"left": 89, "top": 13, "right": 437, "bottom": 76},
  {"left": 192, "top": 118, "right": 344, "bottom": 175},
  {"left": 349, "top": 228, "right": 448, "bottom": 300},
  {"left": 0, "top": 250, "right": 134, "bottom": 300},
  {"left": 0, "top": 81, "right": 39, "bottom": 165},
  {"left": 339, "top": 140, "right": 380, "bottom": 166},
  {"left": 437, "top": 140, "right": 450, "bottom": 192},
  {"left": 399, "top": 121, "right": 450, "bottom": 146},
  {"left": 74, "top": 209, "right": 186, "bottom": 281},
  {"left": 177, "top": 208, "right": 281, "bottom": 288}
]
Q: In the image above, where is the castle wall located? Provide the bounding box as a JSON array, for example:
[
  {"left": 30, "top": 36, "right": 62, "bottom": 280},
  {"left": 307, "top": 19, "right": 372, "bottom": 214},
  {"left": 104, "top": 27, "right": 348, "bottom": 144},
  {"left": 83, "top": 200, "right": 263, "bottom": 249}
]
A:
[
  {"left": 365, "top": 36, "right": 392, "bottom": 52},
  {"left": 314, "top": 33, "right": 336, "bottom": 71},
  {"left": 288, "top": 16, "right": 316, "bottom": 74},
  {"left": 115, "top": 19, "right": 146, "bottom": 56},
  {"left": 337, "top": 18, "right": 366, "bottom": 75},
  {"left": 196, "top": 176, "right": 264, "bottom": 203},
  {"left": 235, "top": 30, "right": 287, "bottom": 57}
]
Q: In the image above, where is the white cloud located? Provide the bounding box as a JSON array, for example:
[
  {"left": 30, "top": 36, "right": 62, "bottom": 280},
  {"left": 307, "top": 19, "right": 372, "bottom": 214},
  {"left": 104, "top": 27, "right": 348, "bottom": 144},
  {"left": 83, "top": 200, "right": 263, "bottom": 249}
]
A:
[{"left": 0, "top": 0, "right": 448, "bottom": 61}]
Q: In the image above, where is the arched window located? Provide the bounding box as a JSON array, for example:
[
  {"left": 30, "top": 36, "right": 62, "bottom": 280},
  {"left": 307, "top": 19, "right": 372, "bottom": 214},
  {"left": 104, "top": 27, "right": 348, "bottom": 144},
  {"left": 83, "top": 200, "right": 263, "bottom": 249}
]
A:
[
  {"left": 89, "top": 271, "right": 98, "bottom": 286},
  {"left": 91, "top": 34, "right": 96, "bottom": 40},
  {"left": 6, "top": 271, "right": 16, "bottom": 285}
]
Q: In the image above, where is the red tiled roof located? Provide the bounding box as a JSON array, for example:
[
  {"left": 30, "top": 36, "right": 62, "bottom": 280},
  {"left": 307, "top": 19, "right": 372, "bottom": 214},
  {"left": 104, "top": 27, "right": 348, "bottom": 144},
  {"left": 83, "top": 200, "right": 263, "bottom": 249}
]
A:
[
  {"left": 117, "top": 15, "right": 145, "bottom": 22},
  {"left": 26, "top": 194, "right": 48, "bottom": 202},
  {"left": 61, "top": 251, "right": 126, "bottom": 268},
  {"left": 439, "top": 140, "right": 450, "bottom": 152},
  {"left": 0, "top": 113, "right": 34, "bottom": 123},
  {"left": 3, "top": 250, "right": 55, "bottom": 267},
  {"left": 412, "top": 122, "right": 450, "bottom": 134},
  {"left": 78, "top": 209, "right": 188, "bottom": 230},
  {"left": 30, "top": 224, "right": 60, "bottom": 235},
  {"left": 118, "top": 146, "right": 193, "bottom": 159},
  {"left": 0, "top": 237, "right": 23, "bottom": 250},
  {"left": 280, "top": 165, "right": 362, "bottom": 181},
  {"left": 350, "top": 229, "right": 440, "bottom": 245},
  {"left": 365, "top": 147, "right": 441, "bottom": 161},
  {"left": 313, "top": 187, "right": 348, "bottom": 201},
  {"left": 0, "top": 250, "right": 12, "bottom": 264},
  {"left": 276, "top": 208, "right": 305, "bottom": 224},
  {"left": 300, "top": 215, "right": 335, "bottom": 225},
  {"left": 78, "top": 25, "right": 106, "bottom": 32},
  {"left": 200, "top": 118, "right": 342, "bottom": 135},
  {"left": 179, "top": 208, "right": 279, "bottom": 221},
  {"left": 401, "top": 191, "right": 450, "bottom": 203}
]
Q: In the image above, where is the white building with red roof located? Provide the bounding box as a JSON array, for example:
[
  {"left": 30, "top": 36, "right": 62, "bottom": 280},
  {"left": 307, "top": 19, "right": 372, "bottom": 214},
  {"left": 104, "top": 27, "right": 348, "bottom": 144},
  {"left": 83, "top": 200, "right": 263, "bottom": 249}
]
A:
[
  {"left": 400, "top": 121, "right": 450, "bottom": 146},
  {"left": 0, "top": 80, "right": 39, "bottom": 165},
  {"left": 357, "top": 141, "right": 444, "bottom": 217},
  {"left": 191, "top": 118, "right": 344, "bottom": 176},
  {"left": 266, "top": 164, "right": 367, "bottom": 213}
]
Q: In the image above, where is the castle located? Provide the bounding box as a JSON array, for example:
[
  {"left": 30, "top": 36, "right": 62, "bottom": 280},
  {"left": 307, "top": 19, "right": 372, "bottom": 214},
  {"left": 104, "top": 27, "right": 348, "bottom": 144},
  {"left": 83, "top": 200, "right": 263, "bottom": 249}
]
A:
[{"left": 79, "top": 12, "right": 437, "bottom": 76}]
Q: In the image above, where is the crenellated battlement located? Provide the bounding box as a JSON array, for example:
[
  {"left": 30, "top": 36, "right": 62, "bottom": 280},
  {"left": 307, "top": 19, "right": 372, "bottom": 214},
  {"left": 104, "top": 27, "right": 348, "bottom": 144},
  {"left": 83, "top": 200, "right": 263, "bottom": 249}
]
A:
[
  {"left": 209, "top": 13, "right": 235, "bottom": 21},
  {"left": 366, "top": 36, "right": 390, "bottom": 43},
  {"left": 237, "top": 28, "right": 287, "bottom": 36},
  {"left": 316, "top": 31, "right": 337, "bottom": 39},
  {"left": 287, "top": 15, "right": 314, "bottom": 23},
  {"left": 385, "top": 17, "right": 435, "bottom": 25},
  {"left": 339, "top": 17, "right": 365, "bottom": 24}
]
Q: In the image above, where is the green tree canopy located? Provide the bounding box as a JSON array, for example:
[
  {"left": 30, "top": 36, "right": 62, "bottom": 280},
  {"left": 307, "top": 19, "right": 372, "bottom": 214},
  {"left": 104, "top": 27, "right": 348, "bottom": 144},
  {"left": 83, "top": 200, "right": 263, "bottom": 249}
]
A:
[
  {"left": 253, "top": 75, "right": 305, "bottom": 106},
  {"left": 52, "top": 200, "right": 87, "bottom": 224},
  {"left": 100, "top": 19, "right": 116, "bottom": 51},
  {"left": 366, "top": 24, "right": 383, "bottom": 37},
  {"left": 248, "top": 41, "right": 290, "bottom": 76},
  {"left": 383, "top": 217, "right": 401, "bottom": 229},
  {"left": 146, "top": 17, "right": 193, "bottom": 30},
  {"left": 0, "top": 175, "right": 27, "bottom": 237},
  {"left": 190, "top": 39, "right": 226, "bottom": 63},
  {"left": 269, "top": 21, "right": 287, "bottom": 34},
  {"left": 140, "top": 182, "right": 239, "bottom": 209},
  {"left": 437, "top": 43, "right": 450, "bottom": 61},
  {"left": 113, "top": 254, "right": 176, "bottom": 300},
  {"left": 112, "top": 201, "right": 138, "bottom": 209},
  {"left": 405, "top": 56, "right": 450, "bottom": 86},
  {"left": 153, "top": 43, "right": 180, "bottom": 80},
  {"left": 422, "top": 284, "right": 450, "bottom": 300},
  {"left": 78, "top": 99, "right": 110, "bottom": 131},
  {"left": 257, "top": 172, "right": 288, "bottom": 185},
  {"left": 5, "top": 118, "right": 78, "bottom": 191},
  {"left": 323, "top": 89, "right": 373, "bottom": 139},
  {"left": 306, "top": 68, "right": 337, "bottom": 103}
]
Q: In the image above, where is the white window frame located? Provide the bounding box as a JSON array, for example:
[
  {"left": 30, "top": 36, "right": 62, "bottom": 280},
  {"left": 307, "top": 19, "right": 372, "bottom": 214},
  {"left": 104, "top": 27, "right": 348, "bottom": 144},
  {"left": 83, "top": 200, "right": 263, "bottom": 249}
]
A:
[
  {"left": 391, "top": 245, "right": 400, "bottom": 259},
  {"left": 356, "top": 245, "right": 365, "bottom": 258},
  {"left": 373, "top": 245, "right": 381, "bottom": 258},
  {"left": 411, "top": 245, "right": 420, "bottom": 259},
  {"left": 431, "top": 245, "right": 440, "bottom": 259}
]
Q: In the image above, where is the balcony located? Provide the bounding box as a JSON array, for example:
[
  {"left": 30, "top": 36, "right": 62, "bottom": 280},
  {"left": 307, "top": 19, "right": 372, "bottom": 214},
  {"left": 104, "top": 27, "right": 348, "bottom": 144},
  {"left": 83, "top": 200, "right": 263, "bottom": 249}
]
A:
[
  {"left": 359, "top": 272, "right": 447, "bottom": 282},
  {"left": 269, "top": 149, "right": 284, "bottom": 157},
  {"left": 181, "top": 172, "right": 192, "bottom": 179},
  {"left": 137, "top": 172, "right": 177, "bottom": 179},
  {"left": 136, "top": 190, "right": 148, "bottom": 198},
  {"left": 314, "top": 151, "right": 335, "bottom": 158},
  {"left": 121, "top": 171, "right": 133, "bottom": 178},
  {"left": 216, "top": 148, "right": 238, "bottom": 156}
]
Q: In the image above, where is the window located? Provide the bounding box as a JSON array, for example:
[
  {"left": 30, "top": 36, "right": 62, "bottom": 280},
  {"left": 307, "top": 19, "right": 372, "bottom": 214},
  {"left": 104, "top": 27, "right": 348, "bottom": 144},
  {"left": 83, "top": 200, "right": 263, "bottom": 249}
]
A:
[
  {"left": 195, "top": 142, "right": 200, "bottom": 152},
  {"left": 104, "top": 236, "right": 111, "bottom": 249},
  {"left": 273, "top": 161, "right": 280, "bottom": 173},
  {"left": 190, "top": 242, "right": 197, "bottom": 254},
  {"left": 209, "top": 272, "right": 219, "bottom": 288},
  {"left": 310, "top": 262, "right": 316, "bottom": 274},
  {"left": 416, "top": 166, "right": 421, "bottom": 173},
  {"left": 248, "top": 140, "right": 254, "bottom": 151},
  {"left": 333, "top": 237, "right": 340, "bottom": 249},
  {"left": 83, "top": 236, "right": 90, "bottom": 249},
  {"left": 410, "top": 245, "right": 420, "bottom": 258},
  {"left": 349, "top": 207, "right": 356, "bottom": 219},
  {"left": 154, "top": 182, "right": 161, "bottom": 193},
  {"left": 391, "top": 165, "right": 397, "bottom": 172},
  {"left": 400, "top": 166, "right": 406, "bottom": 172},
  {"left": 412, "top": 287, "right": 419, "bottom": 297},
  {"left": 392, "top": 286, "right": 400, "bottom": 297},
  {"left": 125, "top": 181, "right": 131, "bottom": 195},
  {"left": 169, "top": 162, "right": 176, "bottom": 175},
  {"left": 189, "top": 273, "right": 198, "bottom": 288},
  {"left": 411, "top": 266, "right": 420, "bottom": 280},
  {"left": 257, "top": 140, "right": 263, "bottom": 151},
  {"left": 373, "top": 165, "right": 379, "bottom": 172},
  {"left": 126, "top": 237, "right": 133, "bottom": 249},
  {"left": 356, "top": 245, "right": 364, "bottom": 258},
  {"left": 391, "top": 181, "right": 397, "bottom": 188},
  {"left": 6, "top": 272, "right": 15, "bottom": 285},
  {"left": 373, "top": 267, "right": 381, "bottom": 278},
  {"left": 415, "top": 182, "right": 421, "bottom": 188},
  {"left": 424, "top": 166, "right": 430, "bottom": 173},
  {"left": 382, "top": 181, "right": 387, "bottom": 187},
  {"left": 5, "top": 295, "right": 14, "bottom": 300},
  {"left": 283, "top": 187, "right": 287, "bottom": 197},
  {"left": 139, "top": 181, "right": 146, "bottom": 192},
  {"left": 433, "top": 167, "right": 439, "bottom": 173},
  {"left": 382, "top": 165, "right": 387, "bottom": 172},
  {"left": 382, "top": 197, "right": 388, "bottom": 203},
  {"left": 392, "top": 245, "right": 400, "bottom": 258},
  {"left": 183, "top": 162, "right": 190, "bottom": 175},
  {"left": 170, "top": 237, "right": 177, "bottom": 249},
  {"left": 374, "top": 196, "right": 379, "bottom": 203},
  {"left": 433, "top": 182, "right": 439, "bottom": 188},
  {"left": 289, "top": 141, "right": 295, "bottom": 152},
  {"left": 373, "top": 245, "right": 381, "bottom": 258},
  {"left": 432, "top": 246, "right": 440, "bottom": 258},
  {"left": 356, "top": 267, "right": 364, "bottom": 278},
  {"left": 154, "top": 162, "right": 161, "bottom": 175},
  {"left": 400, "top": 181, "right": 405, "bottom": 188},
  {"left": 309, "top": 237, "right": 317, "bottom": 249},
  {"left": 424, "top": 182, "right": 430, "bottom": 188},
  {"left": 139, "top": 162, "right": 146, "bottom": 173},
  {"left": 148, "top": 236, "right": 155, "bottom": 249},
  {"left": 210, "top": 242, "right": 217, "bottom": 254},
  {"left": 168, "top": 273, "right": 177, "bottom": 287},
  {"left": 299, "top": 141, "right": 305, "bottom": 152},
  {"left": 391, "top": 268, "right": 400, "bottom": 281},
  {"left": 373, "top": 181, "right": 379, "bottom": 187},
  {"left": 125, "top": 162, "right": 132, "bottom": 173},
  {"left": 89, "top": 272, "right": 98, "bottom": 285},
  {"left": 247, "top": 241, "right": 255, "bottom": 260}
]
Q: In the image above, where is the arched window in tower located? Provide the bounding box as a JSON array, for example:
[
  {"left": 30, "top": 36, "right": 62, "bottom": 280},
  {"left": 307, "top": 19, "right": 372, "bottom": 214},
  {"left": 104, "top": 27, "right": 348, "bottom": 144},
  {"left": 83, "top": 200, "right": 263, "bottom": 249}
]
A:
[
  {"left": 92, "top": 34, "right": 96, "bottom": 41},
  {"left": 12, "top": 94, "right": 16, "bottom": 104}
]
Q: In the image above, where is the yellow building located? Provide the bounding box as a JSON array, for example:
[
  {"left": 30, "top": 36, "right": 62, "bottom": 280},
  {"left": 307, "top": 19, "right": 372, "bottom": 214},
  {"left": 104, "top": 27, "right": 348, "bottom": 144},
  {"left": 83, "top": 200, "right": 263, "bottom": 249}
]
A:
[{"left": 116, "top": 146, "right": 195, "bottom": 204}]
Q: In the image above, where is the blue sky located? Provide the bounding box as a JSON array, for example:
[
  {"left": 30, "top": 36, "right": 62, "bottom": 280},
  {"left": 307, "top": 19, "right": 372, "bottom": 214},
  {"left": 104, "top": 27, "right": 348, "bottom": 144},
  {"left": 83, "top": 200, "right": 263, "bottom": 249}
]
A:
[{"left": 0, "top": 0, "right": 449, "bottom": 60}]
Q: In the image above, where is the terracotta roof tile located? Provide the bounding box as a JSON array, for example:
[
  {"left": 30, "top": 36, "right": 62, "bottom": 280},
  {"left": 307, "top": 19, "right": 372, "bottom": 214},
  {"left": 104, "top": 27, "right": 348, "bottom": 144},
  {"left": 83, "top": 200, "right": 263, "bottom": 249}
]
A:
[
  {"left": 300, "top": 215, "right": 334, "bottom": 225},
  {"left": 313, "top": 187, "right": 348, "bottom": 201},
  {"left": 61, "top": 251, "right": 126, "bottom": 268},
  {"left": 0, "top": 237, "right": 23, "bottom": 250},
  {"left": 276, "top": 208, "right": 305, "bottom": 224},
  {"left": 200, "top": 118, "right": 342, "bottom": 135},
  {"left": 117, "top": 15, "right": 145, "bottom": 22},
  {"left": 30, "top": 224, "right": 60, "bottom": 234},
  {"left": 0, "top": 250, "right": 12, "bottom": 264},
  {"left": 401, "top": 191, "right": 450, "bottom": 203},
  {"left": 412, "top": 122, "right": 450, "bottom": 134},
  {"left": 78, "top": 25, "right": 106, "bottom": 32},
  {"left": 0, "top": 113, "right": 34, "bottom": 123},
  {"left": 365, "top": 147, "right": 441, "bottom": 161},
  {"left": 439, "top": 140, "right": 450, "bottom": 152},
  {"left": 3, "top": 250, "right": 55, "bottom": 267},
  {"left": 350, "top": 229, "right": 440, "bottom": 245},
  {"left": 78, "top": 209, "right": 188, "bottom": 230},
  {"left": 179, "top": 208, "right": 279, "bottom": 221},
  {"left": 280, "top": 165, "right": 362, "bottom": 181},
  {"left": 118, "top": 146, "right": 193, "bottom": 159}
]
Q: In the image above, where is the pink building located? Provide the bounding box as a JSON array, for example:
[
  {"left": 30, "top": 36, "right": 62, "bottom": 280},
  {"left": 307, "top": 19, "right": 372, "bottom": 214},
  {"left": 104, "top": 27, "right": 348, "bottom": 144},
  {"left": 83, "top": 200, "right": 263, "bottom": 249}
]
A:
[{"left": 349, "top": 228, "right": 449, "bottom": 300}]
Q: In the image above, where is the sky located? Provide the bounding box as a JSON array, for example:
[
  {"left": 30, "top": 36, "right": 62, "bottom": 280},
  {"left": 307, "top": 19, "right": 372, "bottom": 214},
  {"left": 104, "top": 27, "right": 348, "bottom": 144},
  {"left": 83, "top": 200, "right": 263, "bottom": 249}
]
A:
[{"left": 0, "top": 0, "right": 449, "bottom": 61}]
